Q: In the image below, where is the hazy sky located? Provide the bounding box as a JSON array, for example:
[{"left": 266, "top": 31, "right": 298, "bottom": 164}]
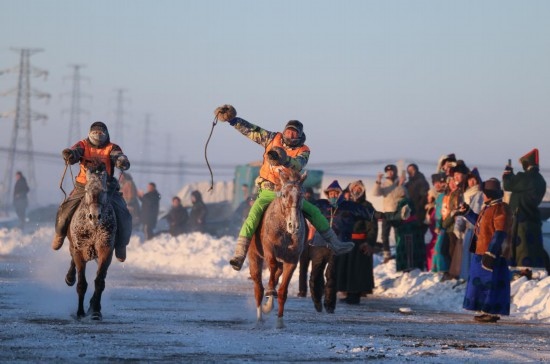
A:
[{"left": 1, "top": 0, "right": 549, "bottom": 204}]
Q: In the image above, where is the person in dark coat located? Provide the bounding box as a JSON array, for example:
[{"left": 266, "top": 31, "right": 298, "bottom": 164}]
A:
[
  {"left": 404, "top": 163, "right": 430, "bottom": 237},
  {"left": 140, "top": 182, "right": 161, "bottom": 240},
  {"left": 335, "top": 180, "right": 379, "bottom": 304},
  {"left": 503, "top": 148, "right": 549, "bottom": 276},
  {"left": 166, "top": 196, "right": 188, "bottom": 237},
  {"left": 309, "top": 180, "right": 382, "bottom": 313},
  {"left": 460, "top": 178, "right": 512, "bottom": 323},
  {"left": 188, "top": 190, "right": 207, "bottom": 233},
  {"left": 13, "top": 171, "right": 30, "bottom": 229}
]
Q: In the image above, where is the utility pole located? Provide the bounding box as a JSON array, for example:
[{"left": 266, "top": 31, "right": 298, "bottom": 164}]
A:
[
  {"left": 113, "top": 89, "right": 128, "bottom": 145},
  {"left": 140, "top": 113, "right": 153, "bottom": 186},
  {"left": 0, "top": 48, "right": 49, "bottom": 212},
  {"left": 64, "top": 64, "right": 89, "bottom": 145}
]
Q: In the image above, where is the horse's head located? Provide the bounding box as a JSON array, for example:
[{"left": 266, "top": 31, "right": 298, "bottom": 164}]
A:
[
  {"left": 277, "top": 169, "right": 308, "bottom": 235},
  {"left": 83, "top": 160, "right": 108, "bottom": 227}
]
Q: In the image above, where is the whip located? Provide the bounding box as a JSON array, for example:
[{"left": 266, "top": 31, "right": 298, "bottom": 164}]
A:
[{"left": 204, "top": 111, "right": 222, "bottom": 192}]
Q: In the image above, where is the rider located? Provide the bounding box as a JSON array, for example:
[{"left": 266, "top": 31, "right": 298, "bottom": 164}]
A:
[
  {"left": 51, "top": 121, "right": 132, "bottom": 262},
  {"left": 214, "top": 104, "right": 356, "bottom": 271}
]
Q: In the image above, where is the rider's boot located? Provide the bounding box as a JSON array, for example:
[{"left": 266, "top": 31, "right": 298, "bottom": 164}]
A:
[
  {"left": 229, "top": 236, "right": 251, "bottom": 271},
  {"left": 115, "top": 243, "right": 126, "bottom": 263},
  {"left": 319, "top": 229, "right": 354, "bottom": 255},
  {"left": 51, "top": 234, "right": 66, "bottom": 250}
]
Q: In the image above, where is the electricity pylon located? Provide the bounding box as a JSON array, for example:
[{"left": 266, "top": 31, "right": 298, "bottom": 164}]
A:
[{"left": 0, "top": 48, "right": 49, "bottom": 211}]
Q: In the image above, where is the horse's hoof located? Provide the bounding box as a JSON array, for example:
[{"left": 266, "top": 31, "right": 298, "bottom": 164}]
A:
[
  {"left": 91, "top": 312, "right": 102, "bottom": 321},
  {"left": 265, "top": 290, "right": 277, "bottom": 298},
  {"left": 65, "top": 275, "right": 76, "bottom": 287}
]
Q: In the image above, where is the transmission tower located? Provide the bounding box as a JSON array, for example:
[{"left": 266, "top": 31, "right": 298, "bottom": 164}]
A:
[
  {"left": 141, "top": 114, "right": 153, "bottom": 184},
  {"left": 113, "top": 89, "right": 128, "bottom": 145},
  {"left": 65, "top": 64, "right": 89, "bottom": 144},
  {"left": 0, "top": 48, "right": 49, "bottom": 211}
]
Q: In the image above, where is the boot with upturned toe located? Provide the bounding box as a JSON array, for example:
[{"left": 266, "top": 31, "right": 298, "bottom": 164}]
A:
[
  {"left": 51, "top": 234, "right": 65, "bottom": 250},
  {"left": 319, "top": 229, "right": 354, "bottom": 255},
  {"left": 115, "top": 244, "right": 127, "bottom": 262},
  {"left": 229, "top": 236, "right": 251, "bottom": 271}
]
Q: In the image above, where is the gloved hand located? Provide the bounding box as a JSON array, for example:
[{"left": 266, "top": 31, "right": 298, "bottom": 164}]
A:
[
  {"left": 115, "top": 156, "right": 130, "bottom": 170},
  {"left": 481, "top": 252, "right": 496, "bottom": 272},
  {"left": 454, "top": 202, "right": 470, "bottom": 216},
  {"left": 62, "top": 148, "right": 74, "bottom": 163},
  {"left": 267, "top": 146, "right": 288, "bottom": 166},
  {"left": 214, "top": 104, "right": 237, "bottom": 122}
]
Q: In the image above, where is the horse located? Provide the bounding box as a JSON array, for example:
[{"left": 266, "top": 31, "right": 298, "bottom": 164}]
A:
[
  {"left": 248, "top": 169, "right": 308, "bottom": 328},
  {"left": 65, "top": 159, "right": 117, "bottom": 320}
]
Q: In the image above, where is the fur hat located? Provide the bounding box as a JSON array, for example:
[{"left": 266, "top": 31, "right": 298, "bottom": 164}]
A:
[
  {"left": 348, "top": 180, "right": 365, "bottom": 201},
  {"left": 324, "top": 180, "right": 342, "bottom": 196},
  {"left": 431, "top": 173, "right": 446, "bottom": 184},
  {"left": 384, "top": 164, "right": 397, "bottom": 173},
  {"left": 90, "top": 121, "right": 108, "bottom": 133},
  {"left": 519, "top": 148, "right": 539, "bottom": 169},
  {"left": 467, "top": 167, "right": 482, "bottom": 185},
  {"left": 482, "top": 178, "right": 503, "bottom": 199},
  {"left": 451, "top": 160, "right": 470, "bottom": 175},
  {"left": 284, "top": 120, "right": 303, "bottom": 135}
]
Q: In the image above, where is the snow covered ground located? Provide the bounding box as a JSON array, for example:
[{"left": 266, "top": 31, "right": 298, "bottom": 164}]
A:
[{"left": 1, "top": 227, "right": 550, "bottom": 362}]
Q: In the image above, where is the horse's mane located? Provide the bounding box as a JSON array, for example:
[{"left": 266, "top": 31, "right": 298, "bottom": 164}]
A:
[{"left": 84, "top": 158, "right": 106, "bottom": 174}]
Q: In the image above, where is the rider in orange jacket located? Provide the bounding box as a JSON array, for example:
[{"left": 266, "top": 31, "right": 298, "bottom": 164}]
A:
[{"left": 51, "top": 121, "right": 132, "bottom": 262}]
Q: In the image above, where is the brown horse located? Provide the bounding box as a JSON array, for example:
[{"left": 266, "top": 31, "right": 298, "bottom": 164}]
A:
[
  {"left": 248, "top": 169, "right": 308, "bottom": 328},
  {"left": 65, "top": 160, "right": 117, "bottom": 320}
]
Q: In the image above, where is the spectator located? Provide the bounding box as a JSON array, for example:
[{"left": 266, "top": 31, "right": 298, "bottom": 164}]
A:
[
  {"left": 188, "top": 190, "right": 207, "bottom": 233},
  {"left": 140, "top": 182, "right": 161, "bottom": 240},
  {"left": 13, "top": 171, "right": 30, "bottom": 230},
  {"left": 456, "top": 168, "right": 484, "bottom": 281},
  {"left": 166, "top": 196, "right": 188, "bottom": 237},
  {"left": 432, "top": 176, "right": 453, "bottom": 277},
  {"left": 335, "top": 180, "right": 379, "bottom": 304},
  {"left": 425, "top": 173, "right": 447, "bottom": 270},
  {"left": 461, "top": 178, "right": 511, "bottom": 323},
  {"left": 120, "top": 172, "right": 141, "bottom": 230},
  {"left": 404, "top": 163, "right": 430, "bottom": 237},
  {"left": 503, "top": 148, "right": 550, "bottom": 276},
  {"left": 384, "top": 186, "right": 426, "bottom": 272},
  {"left": 445, "top": 160, "right": 470, "bottom": 280},
  {"left": 309, "top": 180, "right": 381, "bottom": 313},
  {"left": 373, "top": 164, "right": 405, "bottom": 263}
]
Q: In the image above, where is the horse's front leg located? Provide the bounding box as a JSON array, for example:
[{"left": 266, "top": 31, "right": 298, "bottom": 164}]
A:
[
  {"left": 276, "top": 263, "right": 298, "bottom": 329},
  {"left": 65, "top": 258, "right": 76, "bottom": 286},
  {"left": 74, "top": 257, "right": 87, "bottom": 319},
  {"left": 88, "top": 252, "right": 113, "bottom": 321},
  {"left": 248, "top": 251, "right": 264, "bottom": 323}
]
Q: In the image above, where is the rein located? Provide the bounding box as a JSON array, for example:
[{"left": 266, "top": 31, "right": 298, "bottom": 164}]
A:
[{"left": 59, "top": 162, "right": 76, "bottom": 202}]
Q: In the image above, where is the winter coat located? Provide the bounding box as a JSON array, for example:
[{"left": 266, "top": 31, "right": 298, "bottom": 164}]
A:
[
  {"left": 167, "top": 204, "right": 188, "bottom": 236},
  {"left": 405, "top": 172, "right": 430, "bottom": 224},
  {"left": 335, "top": 193, "right": 378, "bottom": 294},
  {"left": 13, "top": 176, "right": 30, "bottom": 205},
  {"left": 502, "top": 167, "right": 547, "bottom": 268},
  {"left": 188, "top": 191, "right": 207, "bottom": 232},
  {"left": 140, "top": 189, "right": 161, "bottom": 227},
  {"left": 372, "top": 178, "right": 402, "bottom": 212},
  {"left": 228, "top": 117, "right": 310, "bottom": 191}
]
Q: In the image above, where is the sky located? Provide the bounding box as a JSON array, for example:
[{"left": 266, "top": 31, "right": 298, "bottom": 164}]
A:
[
  {"left": 1, "top": 226, "right": 550, "bottom": 361},
  {"left": 1, "top": 0, "right": 550, "bottom": 207}
]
